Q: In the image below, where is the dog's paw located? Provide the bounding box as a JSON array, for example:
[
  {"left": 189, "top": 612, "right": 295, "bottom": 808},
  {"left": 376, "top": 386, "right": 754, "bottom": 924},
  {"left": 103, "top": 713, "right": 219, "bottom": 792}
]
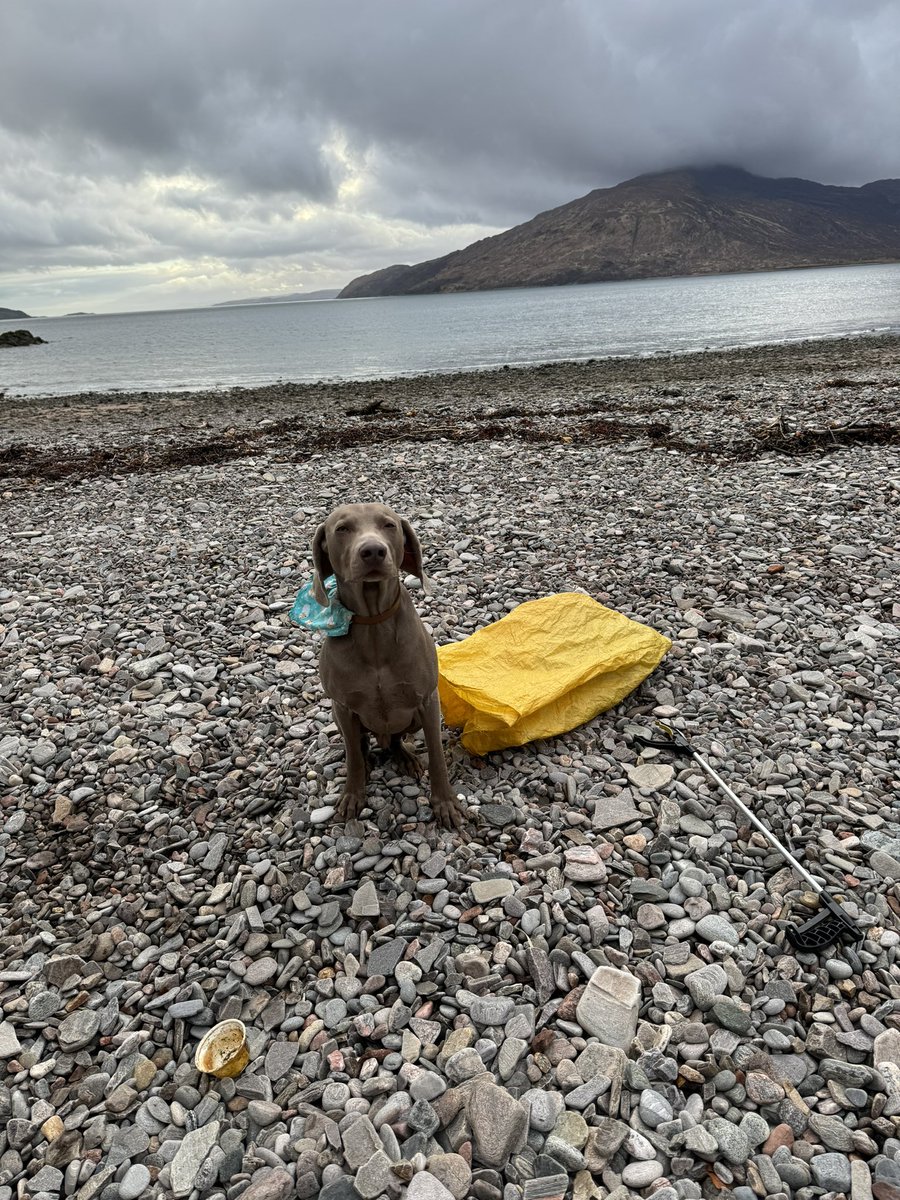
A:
[
  {"left": 336, "top": 791, "right": 365, "bottom": 822},
  {"left": 431, "top": 793, "right": 467, "bottom": 832}
]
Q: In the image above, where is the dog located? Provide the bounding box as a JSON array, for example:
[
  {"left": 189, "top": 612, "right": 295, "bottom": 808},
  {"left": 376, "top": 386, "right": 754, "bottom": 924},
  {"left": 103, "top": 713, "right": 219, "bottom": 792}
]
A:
[{"left": 311, "top": 502, "right": 464, "bottom": 830}]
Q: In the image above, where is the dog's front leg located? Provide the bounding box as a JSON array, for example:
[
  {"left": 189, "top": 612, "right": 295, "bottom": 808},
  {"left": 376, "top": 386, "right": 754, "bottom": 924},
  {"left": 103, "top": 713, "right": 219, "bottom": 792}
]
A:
[
  {"left": 333, "top": 700, "right": 367, "bottom": 821},
  {"left": 420, "top": 690, "right": 465, "bottom": 831}
]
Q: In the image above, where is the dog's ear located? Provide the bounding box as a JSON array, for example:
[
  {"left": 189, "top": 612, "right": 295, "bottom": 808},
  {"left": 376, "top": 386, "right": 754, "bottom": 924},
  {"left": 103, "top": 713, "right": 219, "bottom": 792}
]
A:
[
  {"left": 311, "top": 523, "right": 333, "bottom": 605},
  {"left": 400, "top": 518, "right": 432, "bottom": 595}
]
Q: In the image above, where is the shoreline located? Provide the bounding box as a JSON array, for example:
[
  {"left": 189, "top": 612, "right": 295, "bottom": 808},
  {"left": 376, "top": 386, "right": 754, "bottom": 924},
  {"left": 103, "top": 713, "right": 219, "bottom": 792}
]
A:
[
  {"left": 2, "top": 328, "right": 900, "bottom": 408},
  {"left": 2, "top": 333, "right": 899, "bottom": 484}
]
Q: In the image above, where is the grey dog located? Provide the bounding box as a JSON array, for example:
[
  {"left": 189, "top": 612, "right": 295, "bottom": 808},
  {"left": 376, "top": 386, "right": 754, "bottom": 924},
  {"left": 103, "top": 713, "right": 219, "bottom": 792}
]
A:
[{"left": 312, "top": 502, "right": 465, "bottom": 829}]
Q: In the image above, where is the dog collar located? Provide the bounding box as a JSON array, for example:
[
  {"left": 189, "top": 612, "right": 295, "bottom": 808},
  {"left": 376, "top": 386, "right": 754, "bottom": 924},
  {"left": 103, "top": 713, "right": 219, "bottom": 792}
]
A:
[{"left": 350, "top": 591, "right": 403, "bottom": 625}]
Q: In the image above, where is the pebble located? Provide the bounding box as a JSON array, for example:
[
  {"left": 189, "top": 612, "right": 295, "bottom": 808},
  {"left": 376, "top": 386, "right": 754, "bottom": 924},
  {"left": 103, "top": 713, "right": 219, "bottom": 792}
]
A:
[
  {"left": 118, "top": 1164, "right": 152, "bottom": 1200},
  {"left": 0, "top": 1021, "right": 22, "bottom": 1058},
  {"left": 56, "top": 1008, "right": 100, "bottom": 1052},
  {"left": 471, "top": 878, "right": 515, "bottom": 903},
  {"left": 575, "top": 964, "right": 641, "bottom": 1049},
  {"left": 2, "top": 345, "right": 899, "bottom": 1200}
]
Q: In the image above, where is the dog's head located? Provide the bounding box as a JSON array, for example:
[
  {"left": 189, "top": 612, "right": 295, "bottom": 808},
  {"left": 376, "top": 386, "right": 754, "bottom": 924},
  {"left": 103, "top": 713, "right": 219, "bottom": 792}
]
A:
[{"left": 311, "top": 503, "right": 430, "bottom": 605}]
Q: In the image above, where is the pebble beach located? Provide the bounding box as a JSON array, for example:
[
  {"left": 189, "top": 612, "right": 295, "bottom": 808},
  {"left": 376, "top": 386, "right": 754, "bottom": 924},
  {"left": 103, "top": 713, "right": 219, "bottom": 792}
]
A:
[{"left": 1, "top": 334, "right": 899, "bottom": 1200}]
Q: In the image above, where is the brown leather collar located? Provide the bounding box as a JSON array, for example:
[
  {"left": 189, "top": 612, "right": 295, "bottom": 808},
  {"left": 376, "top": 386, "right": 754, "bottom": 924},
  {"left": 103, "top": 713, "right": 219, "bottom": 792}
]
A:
[{"left": 350, "top": 591, "right": 403, "bottom": 625}]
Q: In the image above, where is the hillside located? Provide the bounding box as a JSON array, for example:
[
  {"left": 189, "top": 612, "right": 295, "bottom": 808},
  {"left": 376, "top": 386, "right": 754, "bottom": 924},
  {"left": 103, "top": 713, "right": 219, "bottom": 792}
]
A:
[
  {"left": 0, "top": 307, "right": 29, "bottom": 319},
  {"left": 339, "top": 167, "right": 900, "bottom": 297}
]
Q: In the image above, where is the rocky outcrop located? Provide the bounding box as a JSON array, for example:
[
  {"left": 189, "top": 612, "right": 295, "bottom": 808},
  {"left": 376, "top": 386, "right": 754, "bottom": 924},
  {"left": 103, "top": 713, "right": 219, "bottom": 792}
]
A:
[
  {"left": 0, "top": 329, "right": 46, "bottom": 347},
  {"left": 339, "top": 166, "right": 900, "bottom": 297}
]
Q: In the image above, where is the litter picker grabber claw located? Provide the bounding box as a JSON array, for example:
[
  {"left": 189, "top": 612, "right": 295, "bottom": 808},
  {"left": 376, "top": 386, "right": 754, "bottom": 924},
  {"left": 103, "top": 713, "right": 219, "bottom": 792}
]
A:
[{"left": 633, "top": 722, "right": 862, "bottom": 953}]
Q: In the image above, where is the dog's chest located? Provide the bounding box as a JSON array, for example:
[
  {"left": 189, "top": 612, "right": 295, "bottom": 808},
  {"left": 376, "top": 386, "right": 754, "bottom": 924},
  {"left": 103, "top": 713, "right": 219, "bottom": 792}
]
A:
[
  {"left": 342, "top": 670, "right": 424, "bottom": 733},
  {"left": 320, "top": 644, "right": 428, "bottom": 730}
]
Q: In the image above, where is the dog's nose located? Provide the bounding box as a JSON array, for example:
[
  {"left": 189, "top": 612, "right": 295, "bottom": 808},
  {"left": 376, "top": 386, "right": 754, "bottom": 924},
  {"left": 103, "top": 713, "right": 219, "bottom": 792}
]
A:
[{"left": 359, "top": 540, "right": 388, "bottom": 564}]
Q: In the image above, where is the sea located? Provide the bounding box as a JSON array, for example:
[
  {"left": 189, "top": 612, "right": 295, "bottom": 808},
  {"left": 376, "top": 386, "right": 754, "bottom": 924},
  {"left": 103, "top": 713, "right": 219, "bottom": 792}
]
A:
[{"left": 3, "top": 263, "right": 899, "bottom": 398}]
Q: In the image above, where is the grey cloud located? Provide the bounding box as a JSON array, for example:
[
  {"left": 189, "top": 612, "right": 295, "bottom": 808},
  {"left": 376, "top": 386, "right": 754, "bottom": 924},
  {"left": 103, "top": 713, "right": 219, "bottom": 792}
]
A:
[
  {"left": 1, "top": 0, "right": 898, "bottom": 310},
  {"left": 4, "top": 0, "right": 899, "bottom": 204}
]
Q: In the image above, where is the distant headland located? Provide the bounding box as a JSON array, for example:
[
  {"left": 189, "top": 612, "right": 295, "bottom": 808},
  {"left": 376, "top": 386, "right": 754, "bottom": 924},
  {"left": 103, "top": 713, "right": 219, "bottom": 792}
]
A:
[{"left": 339, "top": 166, "right": 900, "bottom": 297}]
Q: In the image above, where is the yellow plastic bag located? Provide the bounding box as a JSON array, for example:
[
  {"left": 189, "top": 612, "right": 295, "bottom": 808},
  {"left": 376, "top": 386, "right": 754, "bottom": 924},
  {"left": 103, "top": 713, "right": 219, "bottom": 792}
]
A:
[{"left": 436, "top": 592, "right": 671, "bottom": 755}]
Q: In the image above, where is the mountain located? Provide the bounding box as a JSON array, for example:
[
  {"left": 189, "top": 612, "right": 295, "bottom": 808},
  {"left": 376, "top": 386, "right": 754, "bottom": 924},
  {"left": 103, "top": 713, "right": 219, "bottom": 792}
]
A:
[
  {"left": 339, "top": 167, "right": 900, "bottom": 297},
  {"left": 0, "top": 307, "right": 29, "bottom": 319},
  {"left": 213, "top": 289, "right": 340, "bottom": 307}
]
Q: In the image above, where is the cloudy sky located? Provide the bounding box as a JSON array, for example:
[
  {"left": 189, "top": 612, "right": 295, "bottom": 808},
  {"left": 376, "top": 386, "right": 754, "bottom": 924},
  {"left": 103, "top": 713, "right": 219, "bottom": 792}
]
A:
[{"left": 2, "top": 0, "right": 898, "bottom": 316}]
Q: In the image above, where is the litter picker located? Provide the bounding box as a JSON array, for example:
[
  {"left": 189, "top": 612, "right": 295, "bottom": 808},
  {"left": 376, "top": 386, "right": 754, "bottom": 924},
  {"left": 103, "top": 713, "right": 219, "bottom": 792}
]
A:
[{"left": 633, "top": 722, "right": 862, "bottom": 952}]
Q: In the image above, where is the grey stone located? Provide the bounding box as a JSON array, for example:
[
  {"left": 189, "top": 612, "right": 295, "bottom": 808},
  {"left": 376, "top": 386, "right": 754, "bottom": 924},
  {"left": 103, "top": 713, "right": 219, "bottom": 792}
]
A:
[
  {"left": 354, "top": 1150, "right": 396, "bottom": 1200},
  {"left": 108, "top": 1124, "right": 150, "bottom": 1166},
  {"left": 739, "top": 1111, "right": 769, "bottom": 1149},
  {"left": 466, "top": 1080, "right": 528, "bottom": 1169},
  {"left": 621, "top": 1160, "right": 664, "bottom": 1188},
  {"left": 0, "top": 1021, "right": 22, "bottom": 1058},
  {"left": 248, "top": 1100, "right": 283, "bottom": 1126},
  {"left": 27, "top": 992, "right": 62, "bottom": 1021},
  {"left": 31, "top": 739, "right": 58, "bottom": 765},
  {"left": 168, "top": 998, "right": 204, "bottom": 1019},
  {"left": 445, "top": 1047, "right": 488, "bottom": 1082},
  {"left": 238, "top": 1170, "right": 295, "bottom": 1200},
  {"left": 342, "top": 1116, "right": 382, "bottom": 1170},
  {"left": 563, "top": 1074, "right": 611, "bottom": 1109},
  {"left": 410, "top": 1071, "right": 448, "bottom": 1102},
  {"left": 409, "top": 1098, "right": 440, "bottom": 1137},
  {"left": 711, "top": 997, "right": 752, "bottom": 1033},
  {"left": 539, "top": 1134, "right": 584, "bottom": 1171},
  {"left": 523, "top": 1175, "right": 569, "bottom": 1200},
  {"left": 366, "top": 936, "right": 408, "bottom": 976},
  {"left": 264, "top": 1040, "right": 298, "bottom": 1082},
  {"left": 523, "top": 1088, "right": 564, "bottom": 1133},
  {"left": 584, "top": 1118, "right": 628, "bottom": 1170},
  {"left": 405, "top": 1172, "right": 455, "bottom": 1200},
  {"left": 349, "top": 880, "right": 380, "bottom": 918},
  {"left": 470, "top": 994, "right": 515, "bottom": 1026},
  {"left": 26, "top": 1167, "right": 63, "bottom": 1193},
  {"left": 118, "top": 1165, "right": 151, "bottom": 1200},
  {"left": 685, "top": 963, "right": 728, "bottom": 1009},
  {"left": 810, "top": 1152, "right": 852, "bottom": 1194},
  {"left": 169, "top": 1121, "right": 220, "bottom": 1198},
  {"left": 695, "top": 914, "right": 740, "bottom": 945},
  {"left": 479, "top": 803, "right": 516, "bottom": 828},
  {"left": 245, "top": 957, "right": 278, "bottom": 986},
  {"left": 639, "top": 1089, "right": 673, "bottom": 1128},
  {"left": 575, "top": 964, "right": 641, "bottom": 1050},
  {"left": 57, "top": 1008, "right": 101, "bottom": 1052},
  {"left": 471, "top": 878, "right": 515, "bottom": 903},
  {"left": 425, "top": 1153, "right": 471, "bottom": 1200},
  {"left": 874, "top": 1158, "right": 900, "bottom": 1200},
  {"left": 320, "top": 1181, "right": 361, "bottom": 1200},
  {"left": 591, "top": 790, "right": 643, "bottom": 830},
  {"left": 808, "top": 1111, "right": 853, "bottom": 1151},
  {"left": 874, "top": 1029, "right": 900, "bottom": 1098},
  {"left": 705, "top": 1117, "right": 750, "bottom": 1164}
]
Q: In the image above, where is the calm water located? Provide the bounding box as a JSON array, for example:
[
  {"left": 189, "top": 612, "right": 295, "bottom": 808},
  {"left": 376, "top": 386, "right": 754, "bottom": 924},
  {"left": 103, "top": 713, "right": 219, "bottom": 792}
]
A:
[{"left": 3, "top": 263, "right": 899, "bottom": 397}]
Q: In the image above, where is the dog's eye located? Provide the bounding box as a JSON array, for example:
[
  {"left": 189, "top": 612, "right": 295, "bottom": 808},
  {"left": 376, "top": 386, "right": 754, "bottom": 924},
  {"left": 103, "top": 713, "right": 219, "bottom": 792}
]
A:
[
  {"left": 382, "top": 521, "right": 396, "bottom": 530},
  {"left": 335, "top": 525, "right": 350, "bottom": 534}
]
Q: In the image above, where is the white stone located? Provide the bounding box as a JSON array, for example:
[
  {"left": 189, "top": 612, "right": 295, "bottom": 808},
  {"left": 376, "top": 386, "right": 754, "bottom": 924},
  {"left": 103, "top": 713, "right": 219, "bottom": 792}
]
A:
[
  {"left": 626, "top": 763, "right": 675, "bottom": 790},
  {"left": 575, "top": 965, "right": 641, "bottom": 1050}
]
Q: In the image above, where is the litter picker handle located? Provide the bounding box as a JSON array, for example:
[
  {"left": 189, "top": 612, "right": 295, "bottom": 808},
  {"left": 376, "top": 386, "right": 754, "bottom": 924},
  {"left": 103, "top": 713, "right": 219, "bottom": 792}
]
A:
[
  {"left": 689, "top": 748, "right": 826, "bottom": 897},
  {"left": 651, "top": 723, "right": 826, "bottom": 897}
]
